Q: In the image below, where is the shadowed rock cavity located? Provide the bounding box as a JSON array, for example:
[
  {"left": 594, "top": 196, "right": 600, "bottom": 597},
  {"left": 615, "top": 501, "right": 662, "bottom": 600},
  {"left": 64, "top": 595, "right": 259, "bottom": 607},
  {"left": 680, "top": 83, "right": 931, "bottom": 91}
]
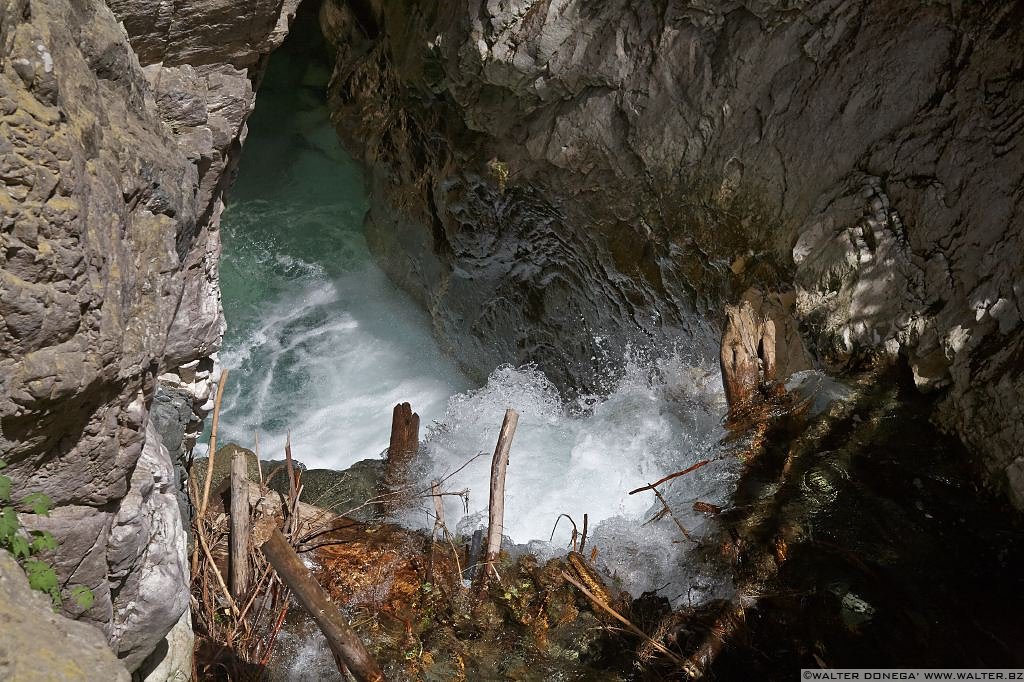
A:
[{"left": 318, "top": 0, "right": 1024, "bottom": 504}]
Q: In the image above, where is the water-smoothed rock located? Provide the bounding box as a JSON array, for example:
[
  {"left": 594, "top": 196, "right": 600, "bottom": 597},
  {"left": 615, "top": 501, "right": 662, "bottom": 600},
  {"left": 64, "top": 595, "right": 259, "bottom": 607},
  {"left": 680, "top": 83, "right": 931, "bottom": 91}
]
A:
[
  {"left": 107, "top": 421, "right": 190, "bottom": 671},
  {"left": 194, "top": 444, "right": 384, "bottom": 521},
  {"left": 320, "top": 0, "right": 1024, "bottom": 504}
]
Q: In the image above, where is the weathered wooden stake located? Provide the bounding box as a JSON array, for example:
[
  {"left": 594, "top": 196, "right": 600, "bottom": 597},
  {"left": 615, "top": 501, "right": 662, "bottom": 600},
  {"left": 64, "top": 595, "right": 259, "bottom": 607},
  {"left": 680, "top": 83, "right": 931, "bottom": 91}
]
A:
[
  {"left": 230, "top": 449, "right": 251, "bottom": 598},
  {"left": 431, "top": 480, "right": 445, "bottom": 537},
  {"left": 388, "top": 402, "right": 419, "bottom": 463},
  {"left": 261, "top": 529, "right": 386, "bottom": 682},
  {"left": 284, "top": 431, "right": 297, "bottom": 502},
  {"left": 482, "top": 408, "right": 518, "bottom": 583},
  {"left": 382, "top": 403, "right": 420, "bottom": 512}
]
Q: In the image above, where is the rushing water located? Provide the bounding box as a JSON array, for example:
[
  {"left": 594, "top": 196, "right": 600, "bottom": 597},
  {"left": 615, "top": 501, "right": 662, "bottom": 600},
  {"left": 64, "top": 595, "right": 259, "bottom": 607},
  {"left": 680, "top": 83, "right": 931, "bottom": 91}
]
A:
[
  {"left": 217, "top": 15, "right": 735, "bottom": 603},
  {"left": 212, "top": 13, "right": 1024, "bottom": 679},
  {"left": 217, "top": 35, "right": 471, "bottom": 467}
]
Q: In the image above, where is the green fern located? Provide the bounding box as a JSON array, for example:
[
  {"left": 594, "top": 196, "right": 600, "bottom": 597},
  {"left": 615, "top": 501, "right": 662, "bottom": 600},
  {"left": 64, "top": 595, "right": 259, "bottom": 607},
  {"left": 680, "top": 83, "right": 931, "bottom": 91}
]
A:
[{"left": 0, "top": 459, "right": 92, "bottom": 609}]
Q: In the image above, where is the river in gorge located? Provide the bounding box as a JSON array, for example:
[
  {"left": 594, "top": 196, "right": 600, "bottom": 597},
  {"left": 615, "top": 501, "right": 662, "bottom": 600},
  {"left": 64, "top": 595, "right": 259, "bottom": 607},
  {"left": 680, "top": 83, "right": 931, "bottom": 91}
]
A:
[
  {"left": 214, "top": 13, "right": 737, "bottom": 604},
  {"left": 208, "top": 12, "right": 1024, "bottom": 679}
]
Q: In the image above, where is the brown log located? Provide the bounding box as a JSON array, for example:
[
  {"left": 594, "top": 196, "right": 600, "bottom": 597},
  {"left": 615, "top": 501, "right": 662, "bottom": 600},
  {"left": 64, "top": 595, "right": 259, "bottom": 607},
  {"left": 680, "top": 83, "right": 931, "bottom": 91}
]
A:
[
  {"left": 230, "top": 449, "right": 251, "bottom": 598},
  {"left": 720, "top": 301, "right": 775, "bottom": 409},
  {"left": 382, "top": 403, "right": 420, "bottom": 513},
  {"left": 261, "top": 529, "right": 386, "bottom": 682},
  {"left": 387, "top": 402, "right": 420, "bottom": 464},
  {"left": 481, "top": 409, "right": 518, "bottom": 582}
]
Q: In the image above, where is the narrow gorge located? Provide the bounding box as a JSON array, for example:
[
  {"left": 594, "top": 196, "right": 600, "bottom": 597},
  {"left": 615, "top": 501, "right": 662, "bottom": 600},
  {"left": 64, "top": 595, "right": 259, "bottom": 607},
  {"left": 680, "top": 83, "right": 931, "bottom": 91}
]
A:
[{"left": 1, "top": 0, "right": 1022, "bottom": 679}]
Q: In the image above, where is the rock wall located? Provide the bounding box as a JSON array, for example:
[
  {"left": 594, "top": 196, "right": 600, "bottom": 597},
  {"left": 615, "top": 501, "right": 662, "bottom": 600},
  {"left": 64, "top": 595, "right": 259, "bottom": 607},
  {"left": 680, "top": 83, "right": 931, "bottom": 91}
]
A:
[
  {"left": 0, "top": 550, "right": 130, "bottom": 681},
  {"left": 0, "top": 0, "right": 296, "bottom": 670},
  {"left": 321, "top": 0, "right": 1024, "bottom": 503}
]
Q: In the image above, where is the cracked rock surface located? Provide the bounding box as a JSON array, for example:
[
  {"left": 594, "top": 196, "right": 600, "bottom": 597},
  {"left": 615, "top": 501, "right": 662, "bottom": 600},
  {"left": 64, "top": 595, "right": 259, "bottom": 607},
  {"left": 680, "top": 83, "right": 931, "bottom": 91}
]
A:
[
  {"left": 322, "top": 0, "right": 1023, "bottom": 503},
  {"left": 0, "top": 0, "right": 295, "bottom": 670}
]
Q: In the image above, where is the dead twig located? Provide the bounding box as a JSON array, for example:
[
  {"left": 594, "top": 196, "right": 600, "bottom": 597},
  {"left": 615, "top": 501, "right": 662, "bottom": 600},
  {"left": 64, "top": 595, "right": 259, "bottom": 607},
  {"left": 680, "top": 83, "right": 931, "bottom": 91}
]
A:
[
  {"left": 628, "top": 459, "right": 711, "bottom": 495},
  {"left": 193, "top": 369, "right": 229, "bottom": 573},
  {"left": 560, "top": 570, "right": 687, "bottom": 668},
  {"left": 549, "top": 513, "right": 579, "bottom": 543},
  {"left": 651, "top": 487, "right": 696, "bottom": 543}
]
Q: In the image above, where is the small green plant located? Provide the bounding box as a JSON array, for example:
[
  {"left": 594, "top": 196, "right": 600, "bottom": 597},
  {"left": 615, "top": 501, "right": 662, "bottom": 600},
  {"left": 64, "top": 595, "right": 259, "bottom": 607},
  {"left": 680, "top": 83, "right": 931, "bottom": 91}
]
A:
[
  {"left": 0, "top": 459, "right": 92, "bottom": 609},
  {"left": 487, "top": 157, "right": 510, "bottom": 193},
  {"left": 71, "top": 585, "right": 95, "bottom": 610}
]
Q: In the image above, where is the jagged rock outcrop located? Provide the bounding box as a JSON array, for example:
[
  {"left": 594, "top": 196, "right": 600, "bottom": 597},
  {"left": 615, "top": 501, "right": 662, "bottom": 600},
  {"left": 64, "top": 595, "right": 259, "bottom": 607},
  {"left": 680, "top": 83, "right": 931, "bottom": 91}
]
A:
[
  {"left": 107, "top": 421, "right": 190, "bottom": 670},
  {"left": 0, "top": 550, "right": 130, "bottom": 681},
  {"left": 0, "top": 0, "right": 296, "bottom": 670},
  {"left": 320, "top": 0, "right": 1023, "bottom": 503}
]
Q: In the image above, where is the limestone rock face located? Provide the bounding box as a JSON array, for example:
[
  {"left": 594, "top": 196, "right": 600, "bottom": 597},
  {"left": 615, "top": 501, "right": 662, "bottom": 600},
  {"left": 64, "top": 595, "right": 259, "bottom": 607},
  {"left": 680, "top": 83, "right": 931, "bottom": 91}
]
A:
[
  {"left": 0, "top": 0, "right": 295, "bottom": 669},
  {"left": 107, "top": 421, "right": 190, "bottom": 671},
  {"left": 1, "top": 0, "right": 201, "bottom": 649},
  {"left": 322, "top": 1, "right": 1024, "bottom": 503},
  {"left": 0, "top": 550, "right": 130, "bottom": 681}
]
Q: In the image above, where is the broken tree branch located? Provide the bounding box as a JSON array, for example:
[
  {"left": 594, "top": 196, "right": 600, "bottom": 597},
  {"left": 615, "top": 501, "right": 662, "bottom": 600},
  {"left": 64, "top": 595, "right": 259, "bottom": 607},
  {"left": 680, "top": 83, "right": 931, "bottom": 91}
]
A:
[
  {"left": 579, "top": 513, "right": 589, "bottom": 553},
  {"left": 199, "top": 369, "right": 229, "bottom": 520},
  {"left": 628, "top": 459, "right": 711, "bottom": 495},
  {"left": 193, "top": 369, "right": 229, "bottom": 575},
  {"left": 481, "top": 409, "right": 518, "bottom": 584},
  {"left": 261, "top": 529, "right": 385, "bottom": 682}
]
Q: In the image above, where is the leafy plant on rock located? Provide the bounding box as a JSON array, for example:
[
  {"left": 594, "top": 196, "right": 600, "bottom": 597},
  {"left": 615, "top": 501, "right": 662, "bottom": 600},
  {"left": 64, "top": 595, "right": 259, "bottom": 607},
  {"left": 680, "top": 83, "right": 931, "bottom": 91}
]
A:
[{"left": 0, "top": 459, "right": 93, "bottom": 609}]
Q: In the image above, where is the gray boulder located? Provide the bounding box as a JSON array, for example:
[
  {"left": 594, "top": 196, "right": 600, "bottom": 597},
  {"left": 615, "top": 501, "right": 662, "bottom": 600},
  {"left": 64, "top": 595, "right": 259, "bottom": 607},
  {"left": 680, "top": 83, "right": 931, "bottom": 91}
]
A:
[{"left": 0, "top": 550, "right": 130, "bottom": 681}]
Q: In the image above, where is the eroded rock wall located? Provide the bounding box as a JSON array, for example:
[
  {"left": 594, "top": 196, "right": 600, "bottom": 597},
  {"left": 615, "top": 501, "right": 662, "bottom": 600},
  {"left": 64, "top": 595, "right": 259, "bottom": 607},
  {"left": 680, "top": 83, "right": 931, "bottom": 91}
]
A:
[
  {"left": 0, "top": 0, "right": 296, "bottom": 670},
  {"left": 321, "top": 1, "right": 1023, "bottom": 501}
]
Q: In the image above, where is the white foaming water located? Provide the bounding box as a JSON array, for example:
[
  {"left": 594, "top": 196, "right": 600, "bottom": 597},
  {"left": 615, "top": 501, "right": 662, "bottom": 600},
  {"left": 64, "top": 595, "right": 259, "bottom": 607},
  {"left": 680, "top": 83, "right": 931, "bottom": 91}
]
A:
[
  {"left": 217, "top": 27, "right": 737, "bottom": 607},
  {"left": 396, "top": 353, "right": 737, "bottom": 603},
  {"left": 217, "top": 214, "right": 472, "bottom": 467}
]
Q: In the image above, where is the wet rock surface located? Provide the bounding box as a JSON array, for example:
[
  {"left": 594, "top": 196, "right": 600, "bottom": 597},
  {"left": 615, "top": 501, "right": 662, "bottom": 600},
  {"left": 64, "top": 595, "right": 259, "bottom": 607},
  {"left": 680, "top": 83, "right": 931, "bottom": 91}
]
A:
[
  {"left": 321, "top": 0, "right": 1024, "bottom": 502},
  {"left": 194, "top": 445, "right": 385, "bottom": 522}
]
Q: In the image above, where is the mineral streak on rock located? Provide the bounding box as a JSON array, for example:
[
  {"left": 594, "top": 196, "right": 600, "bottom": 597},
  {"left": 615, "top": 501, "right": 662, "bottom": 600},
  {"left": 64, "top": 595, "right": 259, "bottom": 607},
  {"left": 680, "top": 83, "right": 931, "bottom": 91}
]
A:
[{"left": 320, "top": 0, "right": 1024, "bottom": 504}]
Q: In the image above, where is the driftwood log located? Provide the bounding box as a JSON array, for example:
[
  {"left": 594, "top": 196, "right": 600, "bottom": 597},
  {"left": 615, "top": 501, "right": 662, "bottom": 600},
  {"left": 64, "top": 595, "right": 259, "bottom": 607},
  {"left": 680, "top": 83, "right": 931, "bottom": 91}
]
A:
[
  {"left": 719, "top": 300, "right": 777, "bottom": 410},
  {"left": 480, "top": 408, "right": 519, "bottom": 583},
  {"left": 261, "top": 529, "right": 386, "bottom": 682},
  {"left": 382, "top": 403, "right": 420, "bottom": 511},
  {"left": 230, "top": 449, "right": 251, "bottom": 598}
]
